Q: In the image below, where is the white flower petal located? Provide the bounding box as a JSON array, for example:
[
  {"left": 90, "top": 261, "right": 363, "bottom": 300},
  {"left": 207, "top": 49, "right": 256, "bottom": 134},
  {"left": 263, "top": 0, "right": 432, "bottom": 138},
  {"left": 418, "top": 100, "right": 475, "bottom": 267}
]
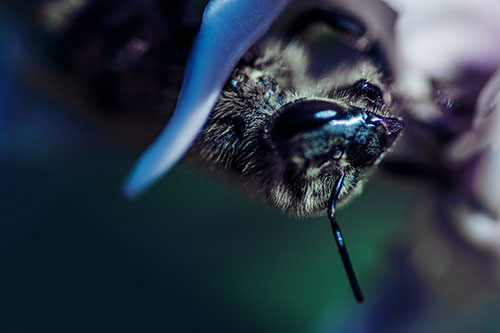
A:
[
  {"left": 389, "top": 0, "right": 500, "bottom": 97},
  {"left": 123, "top": 0, "right": 292, "bottom": 198}
]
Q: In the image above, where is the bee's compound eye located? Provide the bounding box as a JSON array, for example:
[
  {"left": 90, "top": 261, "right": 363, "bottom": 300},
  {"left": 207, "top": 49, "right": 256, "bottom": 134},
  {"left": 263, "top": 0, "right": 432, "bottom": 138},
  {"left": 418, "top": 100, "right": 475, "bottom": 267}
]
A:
[
  {"left": 355, "top": 80, "right": 383, "bottom": 104},
  {"left": 271, "top": 100, "right": 347, "bottom": 143}
]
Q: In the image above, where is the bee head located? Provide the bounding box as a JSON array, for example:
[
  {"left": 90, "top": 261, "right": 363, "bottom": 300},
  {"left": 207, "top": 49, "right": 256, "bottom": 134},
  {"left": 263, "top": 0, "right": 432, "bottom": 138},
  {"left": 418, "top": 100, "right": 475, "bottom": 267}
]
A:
[
  {"left": 270, "top": 99, "right": 403, "bottom": 168},
  {"left": 189, "top": 2, "right": 404, "bottom": 216}
]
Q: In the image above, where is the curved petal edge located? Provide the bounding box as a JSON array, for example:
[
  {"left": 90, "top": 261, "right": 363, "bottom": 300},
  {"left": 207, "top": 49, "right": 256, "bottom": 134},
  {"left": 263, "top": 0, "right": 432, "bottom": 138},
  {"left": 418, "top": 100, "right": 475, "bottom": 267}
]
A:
[{"left": 123, "top": 0, "right": 292, "bottom": 198}]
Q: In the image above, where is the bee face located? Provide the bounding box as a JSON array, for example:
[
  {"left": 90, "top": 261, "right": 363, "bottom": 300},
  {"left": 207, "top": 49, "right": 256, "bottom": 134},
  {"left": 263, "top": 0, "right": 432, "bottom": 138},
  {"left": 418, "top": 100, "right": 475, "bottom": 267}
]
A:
[
  {"left": 39, "top": 0, "right": 403, "bottom": 216},
  {"left": 193, "top": 35, "right": 404, "bottom": 216},
  {"left": 37, "top": 0, "right": 404, "bottom": 302}
]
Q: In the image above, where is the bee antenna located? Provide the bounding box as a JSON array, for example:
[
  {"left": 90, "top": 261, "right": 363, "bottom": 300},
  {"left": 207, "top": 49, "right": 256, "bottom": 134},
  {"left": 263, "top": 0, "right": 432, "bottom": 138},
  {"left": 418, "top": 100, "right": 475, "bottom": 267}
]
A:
[{"left": 327, "top": 173, "right": 364, "bottom": 303}]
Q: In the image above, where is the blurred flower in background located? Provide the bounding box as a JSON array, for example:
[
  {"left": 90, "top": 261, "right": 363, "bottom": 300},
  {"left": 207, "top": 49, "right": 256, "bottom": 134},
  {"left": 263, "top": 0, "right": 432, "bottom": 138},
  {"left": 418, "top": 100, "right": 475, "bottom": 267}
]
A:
[
  {"left": 355, "top": 0, "right": 500, "bottom": 331},
  {"left": 387, "top": 0, "right": 500, "bottom": 283}
]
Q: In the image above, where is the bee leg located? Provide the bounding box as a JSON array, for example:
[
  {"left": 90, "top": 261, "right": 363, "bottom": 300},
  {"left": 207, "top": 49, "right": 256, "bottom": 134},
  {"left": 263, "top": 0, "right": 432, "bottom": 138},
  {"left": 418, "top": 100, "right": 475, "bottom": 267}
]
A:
[
  {"left": 284, "top": 8, "right": 392, "bottom": 78},
  {"left": 287, "top": 8, "right": 366, "bottom": 40},
  {"left": 328, "top": 173, "right": 364, "bottom": 303}
]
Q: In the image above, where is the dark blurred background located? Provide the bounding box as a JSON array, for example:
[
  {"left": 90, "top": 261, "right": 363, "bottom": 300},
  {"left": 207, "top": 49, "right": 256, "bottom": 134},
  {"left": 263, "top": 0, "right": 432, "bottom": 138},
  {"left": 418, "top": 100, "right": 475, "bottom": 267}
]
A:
[{"left": 2, "top": 1, "right": 500, "bottom": 332}]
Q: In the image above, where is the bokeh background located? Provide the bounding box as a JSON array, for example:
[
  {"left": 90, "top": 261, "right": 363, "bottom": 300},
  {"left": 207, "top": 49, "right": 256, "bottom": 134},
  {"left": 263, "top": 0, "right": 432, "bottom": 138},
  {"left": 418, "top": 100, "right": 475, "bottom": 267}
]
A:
[{"left": 2, "top": 1, "right": 500, "bottom": 332}]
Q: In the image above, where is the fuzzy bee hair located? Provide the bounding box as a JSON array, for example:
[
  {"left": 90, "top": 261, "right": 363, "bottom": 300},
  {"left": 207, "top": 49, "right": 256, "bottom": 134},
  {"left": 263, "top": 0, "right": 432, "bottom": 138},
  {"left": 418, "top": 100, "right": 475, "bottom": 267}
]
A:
[
  {"left": 35, "top": 0, "right": 404, "bottom": 301},
  {"left": 191, "top": 37, "right": 403, "bottom": 216},
  {"left": 38, "top": 0, "right": 403, "bottom": 216}
]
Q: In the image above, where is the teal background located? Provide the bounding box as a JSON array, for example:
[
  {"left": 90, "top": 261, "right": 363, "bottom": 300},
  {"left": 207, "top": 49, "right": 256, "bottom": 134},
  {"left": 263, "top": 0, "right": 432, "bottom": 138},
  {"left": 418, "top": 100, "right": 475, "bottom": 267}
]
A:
[{"left": 1, "top": 146, "right": 415, "bottom": 332}]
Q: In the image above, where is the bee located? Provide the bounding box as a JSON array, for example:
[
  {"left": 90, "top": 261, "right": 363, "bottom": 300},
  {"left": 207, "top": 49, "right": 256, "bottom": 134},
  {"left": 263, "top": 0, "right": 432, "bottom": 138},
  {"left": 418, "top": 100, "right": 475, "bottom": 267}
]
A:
[
  {"left": 38, "top": 0, "right": 405, "bottom": 302},
  {"left": 192, "top": 37, "right": 404, "bottom": 216}
]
